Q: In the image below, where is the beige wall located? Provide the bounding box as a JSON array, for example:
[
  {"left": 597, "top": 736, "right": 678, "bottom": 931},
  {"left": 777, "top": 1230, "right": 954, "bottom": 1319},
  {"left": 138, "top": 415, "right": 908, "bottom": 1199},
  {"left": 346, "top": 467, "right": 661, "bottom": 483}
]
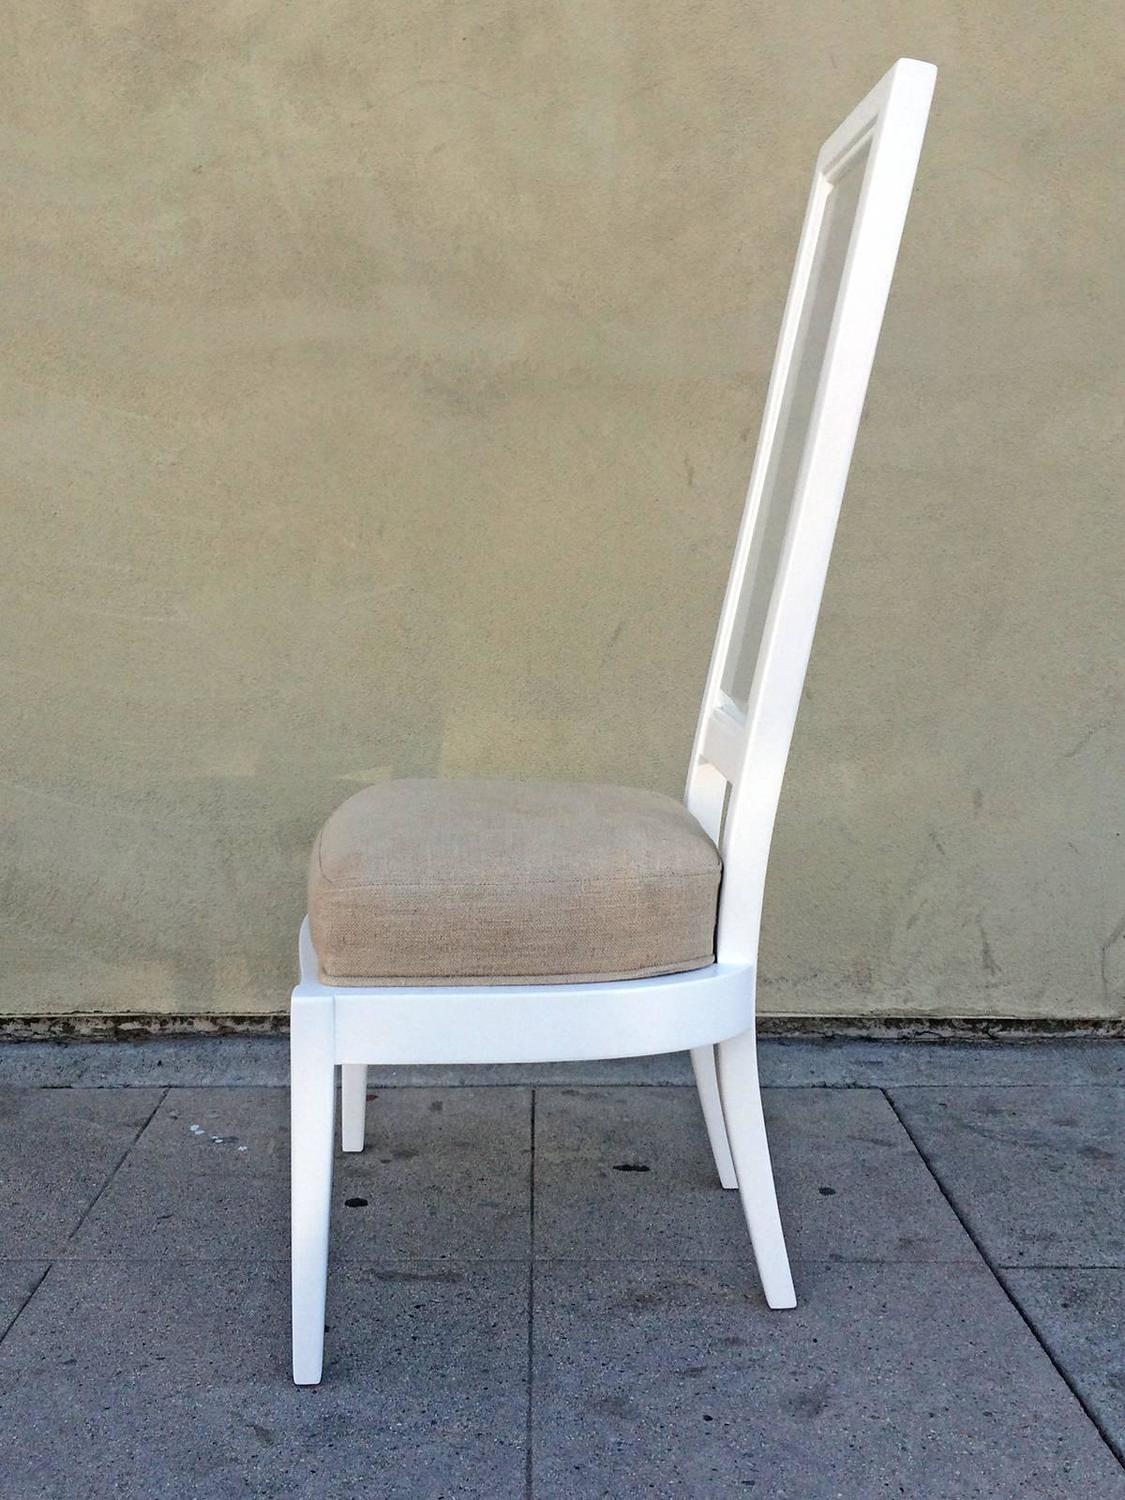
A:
[{"left": 2, "top": 2, "right": 1122, "bottom": 1020}]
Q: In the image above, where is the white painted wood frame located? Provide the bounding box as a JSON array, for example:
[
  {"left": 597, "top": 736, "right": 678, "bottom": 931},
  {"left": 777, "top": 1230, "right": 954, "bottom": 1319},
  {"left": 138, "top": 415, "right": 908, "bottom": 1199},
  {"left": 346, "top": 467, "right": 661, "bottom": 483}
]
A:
[{"left": 291, "top": 58, "right": 936, "bottom": 1384}]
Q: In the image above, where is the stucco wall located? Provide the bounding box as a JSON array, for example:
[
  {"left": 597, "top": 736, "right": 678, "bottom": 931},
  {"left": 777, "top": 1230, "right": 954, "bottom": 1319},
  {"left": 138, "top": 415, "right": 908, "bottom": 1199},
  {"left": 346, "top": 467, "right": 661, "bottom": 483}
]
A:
[{"left": 2, "top": 3, "right": 1122, "bottom": 1019}]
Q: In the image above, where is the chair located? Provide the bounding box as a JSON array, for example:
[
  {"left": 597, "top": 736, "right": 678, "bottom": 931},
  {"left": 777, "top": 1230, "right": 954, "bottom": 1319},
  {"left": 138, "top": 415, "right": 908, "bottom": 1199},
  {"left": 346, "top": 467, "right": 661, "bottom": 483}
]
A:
[{"left": 290, "top": 58, "right": 936, "bottom": 1384}]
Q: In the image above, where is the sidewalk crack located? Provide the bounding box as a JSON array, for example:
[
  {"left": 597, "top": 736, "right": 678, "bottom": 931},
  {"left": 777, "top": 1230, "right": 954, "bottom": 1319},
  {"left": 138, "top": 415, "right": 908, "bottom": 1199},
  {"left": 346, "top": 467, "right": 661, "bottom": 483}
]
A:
[
  {"left": 0, "top": 1262, "right": 53, "bottom": 1351},
  {"left": 62, "top": 1087, "right": 169, "bottom": 1249}
]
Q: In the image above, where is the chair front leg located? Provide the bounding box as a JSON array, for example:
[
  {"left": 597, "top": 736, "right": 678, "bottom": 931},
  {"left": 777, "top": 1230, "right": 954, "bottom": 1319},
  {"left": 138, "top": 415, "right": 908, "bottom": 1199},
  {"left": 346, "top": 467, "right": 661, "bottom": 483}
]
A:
[
  {"left": 717, "top": 1025, "right": 796, "bottom": 1309},
  {"left": 690, "top": 1044, "right": 738, "bottom": 1188},
  {"left": 291, "top": 993, "right": 336, "bottom": 1384}
]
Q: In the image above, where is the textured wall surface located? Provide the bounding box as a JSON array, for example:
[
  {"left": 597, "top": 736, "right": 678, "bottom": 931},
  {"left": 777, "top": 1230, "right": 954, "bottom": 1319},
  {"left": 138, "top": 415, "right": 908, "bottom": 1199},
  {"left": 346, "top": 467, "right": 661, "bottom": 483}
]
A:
[{"left": 2, "top": 2, "right": 1122, "bottom": 1018}]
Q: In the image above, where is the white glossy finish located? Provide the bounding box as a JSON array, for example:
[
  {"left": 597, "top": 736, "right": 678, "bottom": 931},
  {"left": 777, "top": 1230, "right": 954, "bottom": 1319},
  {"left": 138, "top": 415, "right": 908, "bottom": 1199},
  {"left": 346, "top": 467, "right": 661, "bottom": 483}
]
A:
[
  {"left": 340, "top": 1064, "right": 367, "bottom": 1152},
  {"left": 290, "top": 992, "right": 336, "bottom": 1387},
  {"left": 690, "top": 1043, "right": 739, "bottom": 1189},
  {"left": 296, "top": 919, "right": 757, "bottom": 1066},
  {"left": 290, "top": 58, "right": 935, "bottom": 1383},
  {"left": 718, "top": 1025, "right": 795, "bottom": 1306}
]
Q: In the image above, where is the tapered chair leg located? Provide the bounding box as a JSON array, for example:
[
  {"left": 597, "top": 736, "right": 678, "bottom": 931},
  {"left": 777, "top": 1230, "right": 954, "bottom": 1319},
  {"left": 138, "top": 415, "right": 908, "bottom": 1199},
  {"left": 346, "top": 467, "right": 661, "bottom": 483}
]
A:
[
  {"left": 716, "top": 1025, "right": 796, "bottom": 1309},
  {"left": 291, "top": 993, "right": 337, "bottom": 1384},
  {"left": 690, "top": 1044, "right": 738, "bottom": 1188},
  {"left": 341, "top": 1064, "right": 368, "bottom": 1152}
]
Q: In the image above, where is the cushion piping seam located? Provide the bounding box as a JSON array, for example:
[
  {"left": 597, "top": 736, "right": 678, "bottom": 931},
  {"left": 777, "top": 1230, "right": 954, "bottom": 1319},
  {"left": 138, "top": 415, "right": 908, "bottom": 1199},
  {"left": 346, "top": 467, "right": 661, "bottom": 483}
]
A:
[
  {"left": 314, "top": 870, "right": 720, "bottom": 892},
  {"left": 319, "top": 955, "right": 717, "bottom": 984}
]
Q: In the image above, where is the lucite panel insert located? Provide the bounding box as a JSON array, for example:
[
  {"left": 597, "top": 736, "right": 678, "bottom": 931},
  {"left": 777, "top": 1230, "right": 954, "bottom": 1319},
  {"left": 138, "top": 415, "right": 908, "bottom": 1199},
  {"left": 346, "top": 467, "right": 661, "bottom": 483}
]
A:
[{"left": 721, "top": 141, "right": 871, "bottom": 708}]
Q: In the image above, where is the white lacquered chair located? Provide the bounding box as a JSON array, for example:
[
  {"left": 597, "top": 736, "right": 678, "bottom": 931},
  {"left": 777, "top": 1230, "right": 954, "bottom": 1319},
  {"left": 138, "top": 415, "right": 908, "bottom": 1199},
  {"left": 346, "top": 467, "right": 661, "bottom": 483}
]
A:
[{"left": 290, "top": 58, "right": 936, "bottom": 1384}]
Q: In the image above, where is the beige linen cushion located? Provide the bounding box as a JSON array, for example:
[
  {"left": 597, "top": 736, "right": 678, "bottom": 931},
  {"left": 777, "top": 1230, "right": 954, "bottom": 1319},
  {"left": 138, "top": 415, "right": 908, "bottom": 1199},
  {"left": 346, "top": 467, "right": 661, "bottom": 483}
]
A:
[{"left": 308, "top": 778, "right": 721, "bottom": 986}]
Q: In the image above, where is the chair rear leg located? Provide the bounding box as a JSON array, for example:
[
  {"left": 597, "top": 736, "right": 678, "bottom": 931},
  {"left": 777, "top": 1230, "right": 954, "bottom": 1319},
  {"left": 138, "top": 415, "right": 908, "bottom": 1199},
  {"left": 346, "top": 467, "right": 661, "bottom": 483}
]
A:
[
  {"left": 341, "top": 1064, "right": 368, "bottom": 1152},
  {"left": 717, "top": 1026, "right": 796, "bottom": 1309},
  {"left": 690, "top": 1044, "right": 738, "bottom": 1188},
  {"left": 291, "top": 993, "right": 336, "bottom": 1384}
]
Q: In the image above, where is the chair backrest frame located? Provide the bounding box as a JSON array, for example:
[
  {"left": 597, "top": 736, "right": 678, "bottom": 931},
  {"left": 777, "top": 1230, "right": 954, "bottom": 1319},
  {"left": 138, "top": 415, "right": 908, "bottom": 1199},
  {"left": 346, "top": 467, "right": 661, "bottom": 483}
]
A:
[{"left": 685, "top": 59, "right": 936, "bottom": 966}]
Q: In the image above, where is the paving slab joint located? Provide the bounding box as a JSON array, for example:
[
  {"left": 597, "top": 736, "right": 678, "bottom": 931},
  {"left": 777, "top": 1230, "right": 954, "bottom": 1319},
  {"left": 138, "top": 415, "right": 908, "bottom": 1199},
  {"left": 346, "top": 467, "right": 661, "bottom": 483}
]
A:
[{"left": 881, "top": 1088, "right": 1125, "bottom": 1471}]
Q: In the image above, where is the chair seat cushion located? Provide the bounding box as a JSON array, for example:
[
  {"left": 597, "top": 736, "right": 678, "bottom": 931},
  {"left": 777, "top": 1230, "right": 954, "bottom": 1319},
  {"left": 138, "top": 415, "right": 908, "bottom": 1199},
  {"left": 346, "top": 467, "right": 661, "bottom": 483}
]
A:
[{"left": 308, "top": 778, "right": 721, "bottom": 986}]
